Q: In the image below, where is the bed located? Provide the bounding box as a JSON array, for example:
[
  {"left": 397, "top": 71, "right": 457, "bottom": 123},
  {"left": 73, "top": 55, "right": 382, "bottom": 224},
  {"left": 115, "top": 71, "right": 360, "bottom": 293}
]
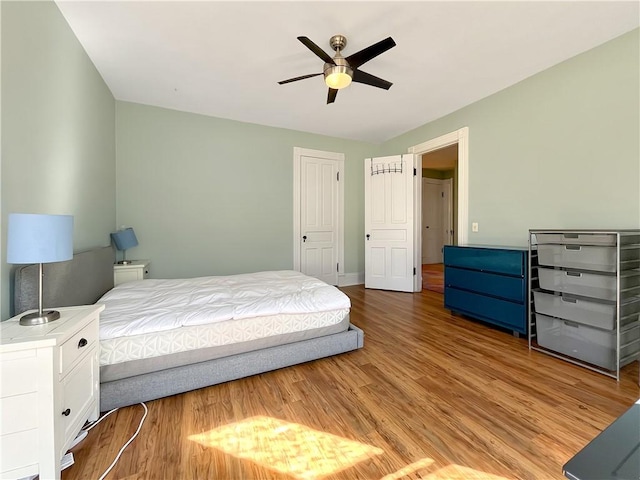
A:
[{"left": 13, "top": 247, "right": 364, "bottom": 411}]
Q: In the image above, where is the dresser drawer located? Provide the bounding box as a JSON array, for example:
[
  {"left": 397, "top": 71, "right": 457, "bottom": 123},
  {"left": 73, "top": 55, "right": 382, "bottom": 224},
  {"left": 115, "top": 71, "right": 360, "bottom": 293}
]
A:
[
  {"left": 536, "top": 313, "right": 640, "bottom": 370},
  {"left": 535, "top": 233, "right": 618, "bottom": 246},
  {"left": 533, "top": 290, "right": 640, "bottom": 330},
  {"left": 1, "top": 429, "right": 38, "bottom": 475},
  {"left": 0, "top": 350, "right": 38, "bottom": 397},
  {"left": 538, "top": 244, "right": 640, "bottom": 272},
  {"left": 445, "top": 267, "right": 525, "bottom": 303},
  {"left": 444, "top": 246, "right": 524, "bottom": 276},
  {"left": 60, "top": 349, "right": 98, "bottom": 454},
  {"left": 445, "top": 287, "right": 526, "bottom": 333},
  {"left": 538, "top": 267, "right": 640, "bottom": 301},
  {"left": 59, "top": 318, "right": 98, "bottom": 375}
]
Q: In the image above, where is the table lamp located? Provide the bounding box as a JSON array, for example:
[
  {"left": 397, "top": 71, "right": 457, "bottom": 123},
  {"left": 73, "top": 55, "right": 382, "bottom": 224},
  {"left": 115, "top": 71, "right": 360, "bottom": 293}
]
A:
[
  {"left": 111, "top": 227, "right": 138, "bottom": 264},
  {"left": 7, "top": 213, "right": 74, "bottom": 326}
]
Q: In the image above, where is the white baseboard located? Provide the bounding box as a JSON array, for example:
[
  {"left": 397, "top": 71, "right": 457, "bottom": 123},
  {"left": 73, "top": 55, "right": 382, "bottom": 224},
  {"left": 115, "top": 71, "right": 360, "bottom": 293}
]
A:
[{"left": 338, "top": 272, "right": 364, "bottom": 287}]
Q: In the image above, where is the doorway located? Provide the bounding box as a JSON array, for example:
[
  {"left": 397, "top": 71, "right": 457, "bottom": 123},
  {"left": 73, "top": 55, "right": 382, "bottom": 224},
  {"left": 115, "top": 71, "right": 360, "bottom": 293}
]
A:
[
  {"left": 421, "top": 147, "right": 456, "bottom": 293},
  {"left": 409, "top": 127, "right": 468, "bottom": 293}
]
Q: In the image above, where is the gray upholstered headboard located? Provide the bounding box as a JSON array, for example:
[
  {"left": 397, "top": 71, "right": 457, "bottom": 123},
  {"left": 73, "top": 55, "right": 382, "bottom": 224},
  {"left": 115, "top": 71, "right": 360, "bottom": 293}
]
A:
[{"left": 14, "top": 246, "right": 115, "bottom": 315}]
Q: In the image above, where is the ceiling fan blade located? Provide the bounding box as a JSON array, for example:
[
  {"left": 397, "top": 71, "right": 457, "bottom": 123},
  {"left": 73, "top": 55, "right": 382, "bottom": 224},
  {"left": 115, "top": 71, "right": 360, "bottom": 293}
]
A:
[
  {"left": 278, "top": 73, "right": 322, "bottom": 85},
  {"left": 298, "top": 36, "right": 335, "bottom": 64},
  {"left": 352, "top": 69, "right": 393, "bottom": 90},
  {"left": 327, "top": 88, "right": 338, "bottom": 104},
  {"left": 345, "top": 37, "right": 396, "bottom": 69}
]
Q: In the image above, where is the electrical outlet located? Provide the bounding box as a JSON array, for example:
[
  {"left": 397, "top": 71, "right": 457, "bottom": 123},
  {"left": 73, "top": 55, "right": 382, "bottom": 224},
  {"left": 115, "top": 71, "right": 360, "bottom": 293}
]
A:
[{"left": 472, "top": 222, "right": 479, "bottom": 232}]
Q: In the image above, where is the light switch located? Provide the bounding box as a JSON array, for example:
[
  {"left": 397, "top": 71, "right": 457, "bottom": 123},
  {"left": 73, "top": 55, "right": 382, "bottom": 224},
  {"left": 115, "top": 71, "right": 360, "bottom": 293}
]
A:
[{"left": 472, "top": 222, "right": 479, "bottom": 232}]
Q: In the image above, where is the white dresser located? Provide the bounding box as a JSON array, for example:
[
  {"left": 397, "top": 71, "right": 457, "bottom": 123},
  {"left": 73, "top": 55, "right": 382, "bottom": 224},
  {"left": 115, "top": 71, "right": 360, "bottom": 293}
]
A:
[
  {"left": 113, "top": 260, "right": 150, "bottom": 286},
  {"left": 0, "top": 304, "right": 104, "bottom": 480}
]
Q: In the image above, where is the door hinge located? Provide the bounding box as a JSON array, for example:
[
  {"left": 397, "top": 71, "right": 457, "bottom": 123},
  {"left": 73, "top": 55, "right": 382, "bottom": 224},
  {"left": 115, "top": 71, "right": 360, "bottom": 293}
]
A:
[
  {"left": 413, "top": 267, "right": 416, "bottom": 275},
  {"left": 413, "top": 168, "right": 417, "bottom": 176},
  {"left": 337, "top": 172, "right": 339, "bottom": 181},
  {"left": 337, "top": 263, "right": 339, "bottom": 273}
]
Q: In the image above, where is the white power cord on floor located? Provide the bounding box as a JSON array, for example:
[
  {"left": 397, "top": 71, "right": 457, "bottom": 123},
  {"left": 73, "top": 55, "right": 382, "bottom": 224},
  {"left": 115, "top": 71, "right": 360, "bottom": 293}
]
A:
[{"left": 97, "top": 402, "right": 148, "bottom": 480}]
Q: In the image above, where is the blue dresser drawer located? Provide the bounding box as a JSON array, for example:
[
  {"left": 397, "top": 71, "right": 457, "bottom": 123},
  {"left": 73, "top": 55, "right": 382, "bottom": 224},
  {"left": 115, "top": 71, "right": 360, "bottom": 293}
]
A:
[
  {"left": 445, "top": 287, "right": 526, "bottom": 333},
  {"left": 444, "top": 246, "right": 525, "bottom": 277},
  {"left": 445, "top": 267, "right": 525, "bottom": 303}
]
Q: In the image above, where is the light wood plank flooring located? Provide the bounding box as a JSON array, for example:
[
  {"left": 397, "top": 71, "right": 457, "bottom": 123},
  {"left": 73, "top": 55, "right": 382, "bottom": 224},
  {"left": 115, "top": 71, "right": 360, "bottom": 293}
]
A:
[{"left": 64, "top": 286, "right": 639, "bottom": 479}]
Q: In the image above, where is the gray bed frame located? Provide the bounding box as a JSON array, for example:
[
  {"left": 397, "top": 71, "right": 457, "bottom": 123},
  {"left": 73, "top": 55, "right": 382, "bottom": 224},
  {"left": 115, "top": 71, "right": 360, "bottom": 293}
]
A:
[{"left": 14, "top": 247, "right": 364, "bottom": 411}]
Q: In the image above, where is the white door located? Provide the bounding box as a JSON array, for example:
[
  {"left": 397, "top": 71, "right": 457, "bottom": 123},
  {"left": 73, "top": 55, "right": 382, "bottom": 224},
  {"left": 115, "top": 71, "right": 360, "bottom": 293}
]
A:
[
  {"left": 300, "top": 155, "right": 339, "bottom": 285},
  {"left": 364, "top": 154, "right": 415, "bottom": 292},
  {"left": 422, "top": 178, "right": 443, "bottom": 263}
]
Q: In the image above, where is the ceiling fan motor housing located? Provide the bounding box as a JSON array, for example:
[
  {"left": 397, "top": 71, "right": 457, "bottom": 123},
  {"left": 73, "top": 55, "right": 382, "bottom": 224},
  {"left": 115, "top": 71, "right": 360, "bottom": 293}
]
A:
[{"left": 329, "top": 34, "right": 347, "bottom": 52}]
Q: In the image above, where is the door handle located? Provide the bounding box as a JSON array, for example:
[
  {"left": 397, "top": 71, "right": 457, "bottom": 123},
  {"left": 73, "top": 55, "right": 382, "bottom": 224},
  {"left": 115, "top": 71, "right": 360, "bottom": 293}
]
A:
[
  {"left": 302, "top": 235, "right": 307, "bottom": 243},
  {"left": 366, "top": 234, "right": 370, "bottom": 241},
  {"left": 425, "top": 226, "right": 429, "bottom": 229}
]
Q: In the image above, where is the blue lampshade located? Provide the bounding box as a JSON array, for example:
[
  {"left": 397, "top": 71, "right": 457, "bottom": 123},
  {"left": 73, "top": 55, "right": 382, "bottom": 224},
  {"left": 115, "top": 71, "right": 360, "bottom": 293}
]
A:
[
  {"left": 110, "top": 228, "right": 138, "bottom": 251},
  {"left": 7, "top": 213, "right": 74, "bottom": 264}
]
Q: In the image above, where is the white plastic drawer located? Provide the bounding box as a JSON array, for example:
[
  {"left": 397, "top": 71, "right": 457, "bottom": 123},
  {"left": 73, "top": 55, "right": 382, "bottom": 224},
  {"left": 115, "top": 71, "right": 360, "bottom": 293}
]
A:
[
  {"left": 535, "top": 233, "right": 617, "bottom": 246},
  {"left": 538, "top": 268, "right": 640, "bottom": 301},
  {"left": 536, "top": 314, "right": 640, "bottom": 370},
  {"left": 537, "top": 244, "right": 639, "bottom": 272},
  {"left": 59, "top": 319, "right": 98, "bottom": 375},
  {"left": 533, "top": 290, "right": 640, "bottom": 330}
]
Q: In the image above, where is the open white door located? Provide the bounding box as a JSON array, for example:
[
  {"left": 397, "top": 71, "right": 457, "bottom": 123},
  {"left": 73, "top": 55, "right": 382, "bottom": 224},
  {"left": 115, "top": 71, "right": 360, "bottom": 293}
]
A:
[{"left": 364, "top": 154, "right": 415, "bottom": 292}]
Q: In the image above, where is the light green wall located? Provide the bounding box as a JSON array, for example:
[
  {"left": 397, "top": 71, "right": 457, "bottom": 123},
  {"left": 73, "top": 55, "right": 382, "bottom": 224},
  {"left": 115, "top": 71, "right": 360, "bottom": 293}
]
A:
[
  {"left": 1, "top": 1, "right": 116, "bottom": 319},
  {"left": 382, "top": 28, "right": 640, "bottom": 247},
  {"left": 2, "top": 3, "right": 637, "bottom": 317},
  {"left": 115, "top": 102, "right": 375, "bottom": 279}
]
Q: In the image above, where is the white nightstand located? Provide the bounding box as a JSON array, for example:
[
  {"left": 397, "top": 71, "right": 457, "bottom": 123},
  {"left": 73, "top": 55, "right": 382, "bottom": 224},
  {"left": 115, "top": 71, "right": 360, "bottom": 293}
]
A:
[
  {"left": 113, "top": 260, "right": 150, "bottom": 286},
  {"left": 0, "top": 304, "right": 104, "bottom": 480}
]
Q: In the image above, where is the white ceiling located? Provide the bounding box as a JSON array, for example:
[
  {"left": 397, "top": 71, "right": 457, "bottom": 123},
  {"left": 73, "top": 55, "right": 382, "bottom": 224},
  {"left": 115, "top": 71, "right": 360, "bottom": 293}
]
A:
[{"left": 55, "top": 1, "right": 639, "bottom": 144}]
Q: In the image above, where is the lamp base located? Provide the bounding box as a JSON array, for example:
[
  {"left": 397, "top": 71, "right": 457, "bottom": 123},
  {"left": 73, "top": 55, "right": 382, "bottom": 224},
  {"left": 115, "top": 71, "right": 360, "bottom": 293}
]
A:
[
  {"left": 116, "top": 260, "right": 134, "bottom": 265},
  {"left": 20, "top": 310, "right": 61, "bottom": 326}
]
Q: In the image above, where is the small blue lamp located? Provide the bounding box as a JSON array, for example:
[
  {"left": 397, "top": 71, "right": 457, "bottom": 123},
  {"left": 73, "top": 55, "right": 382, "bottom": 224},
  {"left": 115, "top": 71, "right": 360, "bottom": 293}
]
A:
[
  {"left": 7, "top": 213, "right": 74, "bottom": 325},
  {"left": 110, "top": 227, "right": 138, "bottom": 265}
]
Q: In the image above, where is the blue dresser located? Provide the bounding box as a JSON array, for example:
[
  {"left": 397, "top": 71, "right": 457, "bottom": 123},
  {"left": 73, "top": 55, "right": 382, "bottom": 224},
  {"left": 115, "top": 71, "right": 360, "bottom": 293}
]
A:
[{"left": 444, "top": 245, "right": 528, "bottom": 334}]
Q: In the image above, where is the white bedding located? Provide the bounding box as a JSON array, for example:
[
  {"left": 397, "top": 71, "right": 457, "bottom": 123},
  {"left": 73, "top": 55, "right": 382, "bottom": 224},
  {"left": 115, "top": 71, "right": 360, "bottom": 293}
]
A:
[{"left": 97, "top": 270, "right": 351, "bottom": 340}]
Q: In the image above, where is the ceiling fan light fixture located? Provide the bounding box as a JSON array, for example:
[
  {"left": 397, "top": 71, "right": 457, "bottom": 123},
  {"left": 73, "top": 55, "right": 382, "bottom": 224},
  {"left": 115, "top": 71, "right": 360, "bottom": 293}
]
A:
[{"left": 324, "top": 65, "right": 353, "bottom": 89}]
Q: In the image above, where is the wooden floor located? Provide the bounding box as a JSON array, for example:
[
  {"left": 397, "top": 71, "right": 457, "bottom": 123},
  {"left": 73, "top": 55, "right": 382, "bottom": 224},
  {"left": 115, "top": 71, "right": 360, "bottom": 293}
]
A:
[
  {"left": 64, "top": 286, "right": 639, "bottom": 480},
  {"left": 422, "top": 264, "right": 444, "bottom": 293}
]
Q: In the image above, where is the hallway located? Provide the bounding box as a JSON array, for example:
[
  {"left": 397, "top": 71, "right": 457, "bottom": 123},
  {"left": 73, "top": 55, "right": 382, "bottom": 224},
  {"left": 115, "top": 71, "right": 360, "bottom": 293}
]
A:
[{"left": 422, "top": 263, "right": 443, "bottom": 293}]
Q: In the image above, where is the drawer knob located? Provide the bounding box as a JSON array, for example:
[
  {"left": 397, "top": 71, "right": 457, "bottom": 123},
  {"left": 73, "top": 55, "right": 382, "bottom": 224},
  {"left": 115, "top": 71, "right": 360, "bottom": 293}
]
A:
[
  {"left": 78, "top": 338, "right": 88, "bottom": 348},
  {"left": 62, "top": 408, "right": 71, "bottom": 416}
]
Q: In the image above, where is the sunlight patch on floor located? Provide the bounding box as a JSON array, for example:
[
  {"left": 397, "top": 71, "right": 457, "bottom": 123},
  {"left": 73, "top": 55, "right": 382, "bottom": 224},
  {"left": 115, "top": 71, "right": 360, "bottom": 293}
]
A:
[
  {"left": 422, "top": 464, "right": 511, "bottom": 479},
  {"left": 188, "top": 415, "right": 384, "bottom": 479},
  {"left": 380, "top": 457, "right": 435, "bottom": 479}
]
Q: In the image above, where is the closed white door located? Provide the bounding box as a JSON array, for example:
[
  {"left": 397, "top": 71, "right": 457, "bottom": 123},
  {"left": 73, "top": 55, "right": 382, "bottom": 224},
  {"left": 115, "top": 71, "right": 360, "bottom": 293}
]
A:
[
  {"left": 364, "top": 154, "right": 415, "bottom": 292},
  {"left": 422, "top": 178, "right": 443, "bottom": 263},
  {"left": 300, "top": 155, "right": 339, "bottom": 285}
]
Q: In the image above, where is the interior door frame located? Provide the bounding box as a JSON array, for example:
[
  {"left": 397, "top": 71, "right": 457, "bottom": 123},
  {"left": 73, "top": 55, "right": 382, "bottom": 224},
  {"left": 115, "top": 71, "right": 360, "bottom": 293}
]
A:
[
  {"left": 292, "top": 147, "right": 345, "bottom": 279},
  {"left": 408, "top": 127, "right": 469, "bottom": 291}
]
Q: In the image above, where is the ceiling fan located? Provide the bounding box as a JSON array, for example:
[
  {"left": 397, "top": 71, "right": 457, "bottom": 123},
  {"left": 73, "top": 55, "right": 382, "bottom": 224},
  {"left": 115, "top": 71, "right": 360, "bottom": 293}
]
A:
[{"left": 278, "top": 34, "right": 396, "bottom": 104}]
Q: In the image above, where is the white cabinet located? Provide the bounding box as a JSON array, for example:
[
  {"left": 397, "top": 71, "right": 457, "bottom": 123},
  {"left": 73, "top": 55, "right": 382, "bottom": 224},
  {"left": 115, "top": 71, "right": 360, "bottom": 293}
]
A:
[
  {"left": 528, "top": 230, "right": 640, "bottom": 380},
  {"left": 113, "top": 260, "right": 150, "bottom": 286},
  {"left": 0, "top": 305, "right": 104, "bottom": 479}
]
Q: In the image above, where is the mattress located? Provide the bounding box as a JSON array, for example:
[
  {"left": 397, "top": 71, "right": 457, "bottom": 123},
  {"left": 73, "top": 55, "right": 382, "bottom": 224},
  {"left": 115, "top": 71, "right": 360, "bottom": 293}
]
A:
[{"left": 96, "top": 270, "right": 352, "bottom": 382}]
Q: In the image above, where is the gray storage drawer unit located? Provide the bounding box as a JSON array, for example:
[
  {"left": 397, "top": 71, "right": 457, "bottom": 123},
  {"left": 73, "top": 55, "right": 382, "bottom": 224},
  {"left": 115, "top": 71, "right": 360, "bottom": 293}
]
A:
[{"left": 528, "top": 229, "right": 640, "bottom": 380}]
